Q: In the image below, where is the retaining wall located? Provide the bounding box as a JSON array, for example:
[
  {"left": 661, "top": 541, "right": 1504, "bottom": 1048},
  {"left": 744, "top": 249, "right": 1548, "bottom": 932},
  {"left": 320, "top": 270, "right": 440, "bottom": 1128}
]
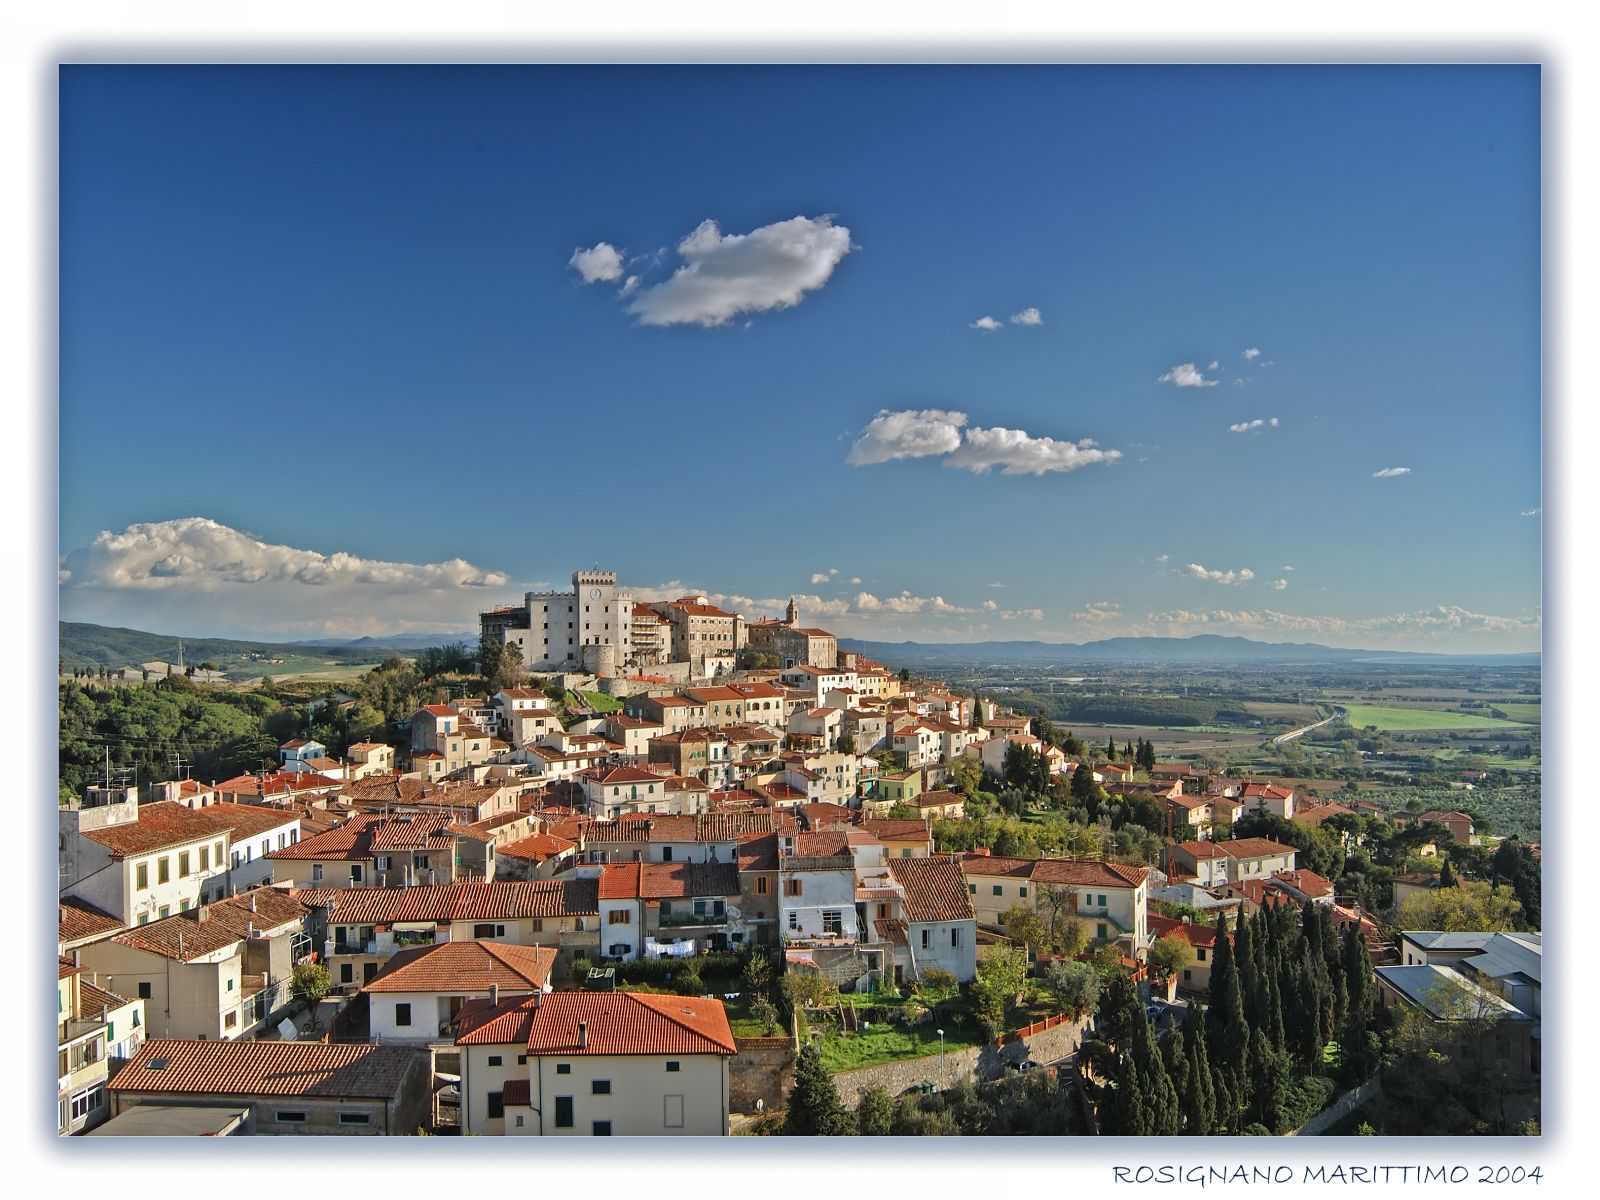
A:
[
  {"left": 729, "top": 1037, "right": 796, "bottom": 1115},
  {"left": 829, "top": 1015, "right": 1088, "bottom": 1109},
  {"left": 1291, "top": 1074, "right": 1383, "bottom": 1136}
]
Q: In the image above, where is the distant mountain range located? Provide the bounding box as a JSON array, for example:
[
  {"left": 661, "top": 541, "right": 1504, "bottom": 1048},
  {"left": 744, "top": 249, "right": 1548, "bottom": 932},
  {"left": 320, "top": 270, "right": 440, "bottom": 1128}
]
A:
[{"left": 838, "top": 633, "right": 1541, "bottom": 668}]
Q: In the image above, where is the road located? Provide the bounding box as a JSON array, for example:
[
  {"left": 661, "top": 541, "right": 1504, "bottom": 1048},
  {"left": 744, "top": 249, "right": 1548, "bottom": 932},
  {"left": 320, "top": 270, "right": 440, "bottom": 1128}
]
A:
[{"left": 1273, "top": 706, "right": 1345, "bottom": 746}]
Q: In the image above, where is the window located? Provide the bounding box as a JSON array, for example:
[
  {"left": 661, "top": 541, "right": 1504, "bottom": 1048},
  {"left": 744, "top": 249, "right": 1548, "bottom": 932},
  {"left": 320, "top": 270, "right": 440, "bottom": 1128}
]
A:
[
  {"left": 226, "top": 977, "right": 234, "bottom": 990},
  {"left": 488, "top": 1055, "right": 502, "bottom": 1067},
  {"left": 340, "top": 963, "right": 353, "bottom": 984},
  {"left": 554, "top": 1096, "right": 574, "bottom": 1127},
  {"left": 158, "top": 906, "right": 170, "bottom": 919},
  {"left": 395, "top": 1003, "right": 412, "bottom": 1027},
  {"left": 135, "top": 862, "right": 148, "bottom": 890},
  {"left": 1097, "top": 923, "right": 1108, "bottom": 940},
  {"left": 593, "top": 1120, "right": 612, "bottom": 1135},
  {"left": 822, "top": 910, "right": 843, "bottom": 936},
  {"left": 375, "top": 856, "right": 390, "bottom": 872},
  {"left": 556, "top": 1063, "right": 571, "bottom": 1075},
  {"left": 178, "top": 851, "right": 191, "bottom": 877},
  {"left": 783, "top": 879, "right": 802, "bottom": 897},
  {"left": 921, "top": 929, "right": 930, "bottom": 949},
  {"left": 198, "top": 845, "right": 209, "bottom": 872},
  {"left": 514, "top": 1115, "right": 524, "bottom": 1127},
  {"left": 1019, "top": 886, "right": 1028, "bottom": 898},
  {"left": 952, "top": 928, "right": 962, "bottom": 947},
  {"left": 756, "top": 876, "right": 770, "bottom": 895},
  {"left": 1183, "top": 969, "right": 1192, "bottom": 982},
  {"left": 311, "top": 863, "right": 324, "bottom": 883},
  {"left": 224, "top": 1011, "right": 237, "bottom": 1028},
  {"left": 592, "top": 1080, "right": 611, "bottom": 1095},
  {"left": 338, "top": 1112, "right": 370, "bottom": 1126},
  {"left": 992, "top": 885, "right": 1003, "bottom": 896},
  {"left": 474, "top": 923, "right": 506, "bottom": 939},
  {"left": 1196, "top": 948, "right": 1207, "bottom": 961},
  {"left": 517, "top": 1054, "right": 527, "bottom": 1065},
  {"left": 275, "top": 1111, "right": 306, "bottom": 1123},
  {"left": 157, "top": 858, "right": 170, "bottom": 884},
  {"left": 350, "top": 864, "right": 364, "bottom": 883},
  {"left": 608, "top": 909, "right": 630, "bottom": 924},
  {"left": 215, "top": 841, "right": 224, "bottom": 862},
  {"left": 666, "top": 1061, "right": 680, "bottom": 1072},
  {"left": 138, "top": 982, "right": 152, "bottom": 999},
  {"left": 968, "top": 882, "right": 976, "bottom": 894},
  {"left": 487, "top": 1092, "right": 504, "bottom": 1120}
]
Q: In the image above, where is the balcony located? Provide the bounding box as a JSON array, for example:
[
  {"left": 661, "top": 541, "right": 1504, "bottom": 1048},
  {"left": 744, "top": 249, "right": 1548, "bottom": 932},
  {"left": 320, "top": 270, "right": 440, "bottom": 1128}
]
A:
[{"left": 657, "top": 908, "right": 726, "bottom": 929}]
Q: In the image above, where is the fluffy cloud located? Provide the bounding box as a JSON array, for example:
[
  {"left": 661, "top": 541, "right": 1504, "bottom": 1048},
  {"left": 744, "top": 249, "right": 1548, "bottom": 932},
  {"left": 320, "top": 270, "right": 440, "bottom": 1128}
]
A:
[
  {"left": 568, "top": 242, "right": 625, "bottom": 284},
  {"left": 1281, "top": 565, "right": 1295, "bottom": 571},
  {"left": 1137, "top": 605, "right": 1539, "bottom": 651},
  {"left": 1074, "top": 601, "right": 1122, "bottom": 622},
  {"left": 58, "top": 518, "right": 509, "bottom": 638},
  {"left": 846, "top": 409, "right": 967, "bottom": 465},
  {"left": 624, "top": 215, "right": 854, "bottom": 327},
  {"left": 1002, "top": 608, "right": 1045, "bottom": 621},
  {"left": 854, "top": 590, "right": 964, "bottom": 615},
  {"left": 1521, "top": 508, "right": 1541, "bottom": 517},
  {"left": 1272, "top": 578, "right": 1289, "bottom": 591},
  {"left": 1373, "top": 466, "right": 1411, "bottom": 478},
  {"left": 1242, "top": 347, "right": 1262, "bottom": 360},
  {"left": 1183, "top": 562, "right": 1255, "bottom": 586},
  {"left": 982, "top": 599, "right": 999, "bottom": 611},
  {"left": 1228, "top": 417, "right": 1279, "bottom": 433},
  {"left": 848, "top": 576, "right": 862, "bottom": 585},
  {"left": 1010, "top": 307, "right": 1043, "bottom": 326},
  {"left": 1207, "top": 360, "right": 1220, "bottom": 370},
  {"left": 1154, "top": 554, "right": 1168, "bottom": 564},
  {"left": 809, "top": 573, "right": 831, "bottom": 584},
  {"left": 971, "top": 315, "right": 1003, "bottom": 331},
  {"left": 1157, "top": 362, "right": 1218, "bottom": 388},
  {"left": 943, "top": 428, "right": 1122, "bottom": 477}
]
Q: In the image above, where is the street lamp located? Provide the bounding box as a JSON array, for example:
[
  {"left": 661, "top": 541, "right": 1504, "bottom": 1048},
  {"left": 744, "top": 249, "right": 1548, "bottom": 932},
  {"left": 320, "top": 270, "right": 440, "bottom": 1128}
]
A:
[{"left": 938, "top": 1028, "right": 945, "bottom": 1056}]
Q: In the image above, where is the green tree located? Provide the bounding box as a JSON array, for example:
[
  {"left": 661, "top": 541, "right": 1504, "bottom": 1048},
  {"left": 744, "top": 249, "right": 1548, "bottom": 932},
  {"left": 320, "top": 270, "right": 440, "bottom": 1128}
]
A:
[
  {"left": 971, "top": 946, "right": 1029, "bottom": 1036},
  {"left": 1040, "top": 958, "right": 1100, "bottom": 1017},
  {"left": 290, "top": 961, "right": 333, "bottom": 1009},
  {"left": 1000, "top": 902, "right": 1046, "bottom": 952},
  {"left": 1147, "top": 932, "right": 1196, "bottom": 985},
  {"left": 1394, "top": 879, "right": 1525, "bottom": 932},
  {"left": 857, "top": 1084, "right": 894, "bottom": 1135},
  {"left": 784, "top": 1042, "right": 852, "bottom": 1135}
]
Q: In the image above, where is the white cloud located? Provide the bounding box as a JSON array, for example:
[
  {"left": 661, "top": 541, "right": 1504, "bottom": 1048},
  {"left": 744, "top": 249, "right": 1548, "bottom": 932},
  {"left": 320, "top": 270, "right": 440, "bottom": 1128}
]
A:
[
  {"left": 1207, "top": 360, "right": 1220, "bottom": 370},
  {"left": 1228, "top": 417, "right": 1279, "bottom": 433},
  {"left": 1154, "top": 554, "right": 1168, "bottom": 564},
  {"left": 942, "top": 428, "right": 1122, "bottom": 476},
  {"left": 1281, "top": 565, "right": 1295, "bottom": 571},
  {"left": 1004, "top": 608, "right": 1045, "bottom": 622},
  {"left": 1138, "top": 605, "right": 1539, "bottom": 651},
  {"left": 809, "top": 573, "right": 831, "bottom": 585},
  {"left": 1521, "top": 508, "right": 1541, "bottom": 517},
  {"left": 1009, "top": 307, "right": 1043, "bottom": 326},
  {"left": 1157, "top": 362, "right": 1218, "bottom": 388},
  {"left": 846, "top": 409, "right": 968, "bottom": 465},
  {"left": 987, "top": 581, "right": 1007, "bottom": 588},
  {"left": 854, "top": 591, "right": 964, "bottom": 615},
  {"left": 58, "top": 518, "right": 509, "bottom": 638},
  {"left": 982, "top": 599, "right": 999, "bottom": 611},
  {"left": 1242, "top": 347, "right": 1262, "bottom": 361},
  {"left": 568, "top": 242, "right": 625, "bottom": 284},
  {"left": 1183, "top": 563, "right": 1255, "bottom": 586},
  {"left": 1373, "top": 466, "right": 1411, "bottom": 478},
  {"left": 971, "top": 315, "right": 1003, "bottom": 331},
  {"left": 1074, "top": 601, "right": 1122, "bottom": 622},
  {"left": 848, "top": 577, "right": 862, "bottom": 585},
  {"left": 1272, "top": 579, "right": 1289, "bottom": 591},
  {"left": 624, "top": 215, "right": 854, "bottom": 327},
  {"left": 619, "top": 275, "right": 639, "bottom": 297}
]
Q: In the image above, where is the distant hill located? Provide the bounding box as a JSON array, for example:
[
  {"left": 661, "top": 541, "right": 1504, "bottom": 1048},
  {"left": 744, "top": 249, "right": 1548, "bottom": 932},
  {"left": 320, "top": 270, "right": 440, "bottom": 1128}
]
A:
[
  {"left": 299, "top": 632, "right": 476, "bottom": 650},
  {"left": 58, "top": 622, "right": 428, "bottom": 672},
  {"left": 838, "top": 633, "right": 1540, "bottom": 668}
]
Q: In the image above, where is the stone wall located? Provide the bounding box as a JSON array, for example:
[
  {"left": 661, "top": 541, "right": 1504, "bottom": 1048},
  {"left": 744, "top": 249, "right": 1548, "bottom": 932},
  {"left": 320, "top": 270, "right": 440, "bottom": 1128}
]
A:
[
  {"left": 829, "top": 1015, "right": 1089, "bottom": 1109},
  {"left": 1291, "top": 1074, "right": 1383, "bottom": 1136},
  {"left": 729, "top": 1037, "right": 796, "bottom": 1114}
]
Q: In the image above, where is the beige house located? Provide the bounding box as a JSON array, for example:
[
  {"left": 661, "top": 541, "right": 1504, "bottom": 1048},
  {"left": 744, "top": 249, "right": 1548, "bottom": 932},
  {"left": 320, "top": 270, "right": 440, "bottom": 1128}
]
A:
[
  {"left": 365, "top": 940, "right": 556, "bottom": 1044},
  {"left": 454, "top": 991, "right": 737, "bottom": 1136},
  {"left": 959, "top": 852, "right": 1151, "bottom": 957},
  {"left": 346, "top": 742, "right": 396, "bottom": 779},
  {"left": 57, "top": 957, "right": 144, "bottom": 1134}
]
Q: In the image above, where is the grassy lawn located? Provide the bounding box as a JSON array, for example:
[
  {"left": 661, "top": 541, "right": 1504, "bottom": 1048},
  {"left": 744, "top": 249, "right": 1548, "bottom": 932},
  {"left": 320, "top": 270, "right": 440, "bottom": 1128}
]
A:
[
  {"left": 722, "top": 993, "right": 788, "bottom": 1039},
  {"left": 1492, "top": 703, "right": 1542, "bottom": 724},
  {"left": 573, "top": 689, "right": 623, "bottom": 713},
  {"left": 1341, "top": 704, "right": 1531, "bottom": 732},
  {"left": 816, "top": 1020, "right": 985, "bottom": 1073}
]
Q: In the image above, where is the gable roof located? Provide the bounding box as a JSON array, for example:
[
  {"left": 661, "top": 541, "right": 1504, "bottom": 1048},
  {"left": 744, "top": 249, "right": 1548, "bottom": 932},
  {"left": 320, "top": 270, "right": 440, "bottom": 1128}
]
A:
[
  {"left": 289, "top": 879, "right": 599, "bottom": 923},
  {"left": 958, "top": 852, "right": 1149, "bottom": 889},
  {"left": 599, "top": 861, "right": 741, "bottom": 901},
  {"left": 454, "top": 990, "right": 737, "bottom": 1055},
  {"left": 1216, "top": 837, "right": 1298, "bottom": 860},
  {"left": 59, "top": 898, "right": 124, "bottom": 945},
  {"left": 109, "top": 1039, "right": 424, "bottom": 1099},
  {"left": 888, "top": 857, "right": 975, "bottom": 923},
  {"left": 363, "top": 940, "right": 556, "bottom": 993}
]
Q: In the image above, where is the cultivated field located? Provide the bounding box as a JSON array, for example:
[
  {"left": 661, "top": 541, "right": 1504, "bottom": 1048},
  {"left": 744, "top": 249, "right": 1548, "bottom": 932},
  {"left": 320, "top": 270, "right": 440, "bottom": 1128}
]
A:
[{"left": 1340, "top": 704, "right": 1533, "bottom": 732}]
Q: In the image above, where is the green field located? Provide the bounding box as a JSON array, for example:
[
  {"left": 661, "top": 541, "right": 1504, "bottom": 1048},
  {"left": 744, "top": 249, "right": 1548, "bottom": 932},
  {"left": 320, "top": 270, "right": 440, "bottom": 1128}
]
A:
[
  {"left": 1493, "top": 703, "right": 1543, "bottom": 724},
  {"left": 1341, "top": 704, "right": 1532, "bottom": 732}
]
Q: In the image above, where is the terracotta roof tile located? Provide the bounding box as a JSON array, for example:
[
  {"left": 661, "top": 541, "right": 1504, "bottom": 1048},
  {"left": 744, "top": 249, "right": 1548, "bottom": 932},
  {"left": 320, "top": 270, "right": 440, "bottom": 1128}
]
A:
[
  {"left": 109, "top": 1039, "right": 423, "bottom": 1099},
  {"left": 455, "top": 991, "right": 736, "bottom": 1055},
  {"left": 364, "top": 940, "right": 556, "bottom": 993},
  {"left": 289, "top": 879, "right": 599, "bottom": 922},
  {"left": 1217, "top": 837, "right": 1298, "bottom": 860},
  {"left": 888, "top": 857, "right": 974, "bottom": 923},
  {"left": 59, "top": 898, "right": 124, "bottom": 945}
]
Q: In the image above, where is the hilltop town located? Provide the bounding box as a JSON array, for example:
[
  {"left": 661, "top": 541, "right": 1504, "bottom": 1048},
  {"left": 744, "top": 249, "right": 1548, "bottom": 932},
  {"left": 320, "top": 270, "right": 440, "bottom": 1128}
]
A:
[{"left": 56, "top": 567, "right": 1541, "bottom": 1137}]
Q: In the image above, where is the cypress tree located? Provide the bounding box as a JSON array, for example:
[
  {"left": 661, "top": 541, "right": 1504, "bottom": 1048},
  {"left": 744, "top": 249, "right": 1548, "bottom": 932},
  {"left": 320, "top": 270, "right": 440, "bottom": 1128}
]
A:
[
  {"left": 783, "top": 1042, "right": 852, "bottom": 1135},
  {"left": 1134, "top": 1010, "right": 1180, "bottom": 1135},
  {"left": 1338, "top": 925, "right": 1377, "bottom": 1084},
  {"left": 1212, "top": 1066, "right": 1238, "bottom": 1134},
  {"left": 1234, "top": 910, "right": 1258, "bottom": 1025},
  {"left": 1163, "top": 1019, "right": 1193, "bottom": 1131},
  {"left": 1107, "top": 1050, "right": 1149, "bottom": 1135},
  {"left": 1183, "top": 1005, "right": 1217, "bottom": 1134},
  {"left": 1107, "top": 734, "right": 1117, "bottom": 760},
  {"left": 1439, "top": 856, "right": 1457, "bottom": 887}
]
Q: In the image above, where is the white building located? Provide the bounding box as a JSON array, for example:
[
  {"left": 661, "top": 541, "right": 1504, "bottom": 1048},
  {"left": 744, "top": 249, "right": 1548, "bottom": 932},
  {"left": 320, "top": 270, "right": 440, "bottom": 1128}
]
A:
[{"left": 481, "top": 569, "right": 638, "bottom": 676}]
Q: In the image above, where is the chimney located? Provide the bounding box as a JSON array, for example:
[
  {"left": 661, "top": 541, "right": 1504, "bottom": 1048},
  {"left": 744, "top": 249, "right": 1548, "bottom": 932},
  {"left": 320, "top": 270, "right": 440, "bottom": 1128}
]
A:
[
  {"left": 490, "top": 983, "right": 499, "bottom": 1006},
  {"left": 249, "top": 893, "right": 258, "bottom": 913},
  {"left": 247, "top": 921, "right": 255, "bottom": 938},
  {"left": 578, "top": 1020, "right": 588, "bottom": 1049}
]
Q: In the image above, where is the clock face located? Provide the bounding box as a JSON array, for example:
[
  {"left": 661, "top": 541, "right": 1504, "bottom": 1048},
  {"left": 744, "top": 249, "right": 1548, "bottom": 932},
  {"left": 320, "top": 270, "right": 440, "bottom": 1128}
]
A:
[{"left": 591, "top": 588, "right": 602, "bottom": 599}]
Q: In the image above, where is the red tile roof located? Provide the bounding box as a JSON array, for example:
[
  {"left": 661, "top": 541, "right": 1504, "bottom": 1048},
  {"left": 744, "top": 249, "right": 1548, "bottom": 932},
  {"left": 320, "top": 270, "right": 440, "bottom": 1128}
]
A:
[
  {"left": 79, "top": 801, "right": 230, "bottom": 858},
  {"left": 364, "top": 940, "right": 556, "bottom": 993},
  {"left": 1217, "top": 837, "right": 1298, "bottom": 860},
  {"left": 59, "top": 898, "right": 124, "bottom": 945},
  {"left": 1147, "top": 914, "right": 1218, "bottom": 948},
  {"left": 109, "top": 1039, "right": 423, "bottom": 1099},
  {"left": 455, "top": 991, "right": 736, "bottom": 1055},
  {"left": 290, "top": 879, "right": 599, "bottom": 923},
  {"left": 958, "top": 852, "right": 1149, "bottom": 888},
  {"left": 888, "top": 857, "right": 974, "bottom": 923},
  {"left": 497, "top": 833, "right": 577, "bottom": 863},
  {"left": 112, "top": 912, "right": 243, "bottom": 962},
  {"left": 599, "top": 861, "right": 740, "bottom": 900}
]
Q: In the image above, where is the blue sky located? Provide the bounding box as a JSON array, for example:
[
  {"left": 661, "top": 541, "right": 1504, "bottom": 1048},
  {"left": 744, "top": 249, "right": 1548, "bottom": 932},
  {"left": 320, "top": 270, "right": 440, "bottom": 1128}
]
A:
[{"left": 57, "top": 65, "right": 1542, "bottom": 651}]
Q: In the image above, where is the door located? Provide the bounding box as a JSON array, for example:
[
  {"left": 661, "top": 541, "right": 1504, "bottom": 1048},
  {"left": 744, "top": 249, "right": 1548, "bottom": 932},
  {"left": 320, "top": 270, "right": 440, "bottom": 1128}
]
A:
[{"left": 363, "top": 961, "right": 378, "bottom": 983}]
